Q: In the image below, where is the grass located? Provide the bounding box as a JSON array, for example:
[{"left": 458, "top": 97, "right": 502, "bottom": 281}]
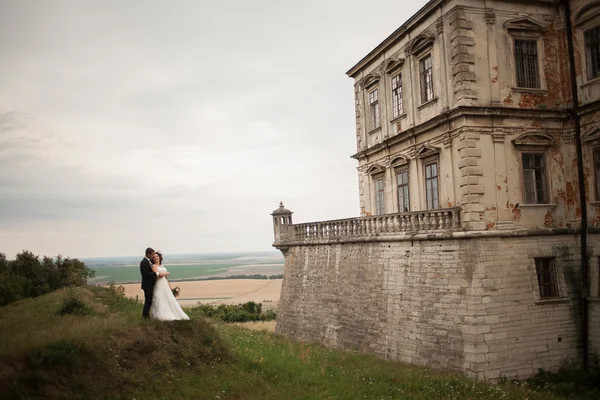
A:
[{"left": 0, "top": 287, "right": 597, "bottom": 400}]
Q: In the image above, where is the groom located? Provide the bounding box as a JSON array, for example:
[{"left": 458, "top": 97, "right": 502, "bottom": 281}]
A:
[{"left": 140, "top": 247, "right": 166, "bottom": 319}]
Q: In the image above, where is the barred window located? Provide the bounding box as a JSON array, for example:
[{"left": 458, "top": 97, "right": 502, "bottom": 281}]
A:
[
  {"left": 396, "top": 169, "right": 410, "bottom": 212},
  {"left": 425, "top": 161, "right": 439, "bottom": 210},
  {"left": 585, "top": 26, "right": 600, "bottom": 80},
  {"left": 391, "top": 74, "right": 403, "bottom": 118},
  {"left": 419, "top": 56, "right": 434, "bottom": 103},
  {"left": 374, "top": 177, "right": 385, "bottom": 215},
  {"left": 522, "top": 153, "right": 547, "bottom": 204},
  {"left": 535, "top": 258, "right": 559, "bottom": 299},
  {"left": 594, "top": 149, "right": 600, "bottom": 200},
  {"left": 515, "top": 40, "right": 541, "bottom": 88},
  {"left": 368, "top": 89, "right": 380, "bottom": 130}
]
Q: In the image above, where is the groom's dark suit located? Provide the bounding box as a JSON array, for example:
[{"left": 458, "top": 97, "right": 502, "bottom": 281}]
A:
[{"left": 140, "top": 257, "right": 157, "bottom": 318}]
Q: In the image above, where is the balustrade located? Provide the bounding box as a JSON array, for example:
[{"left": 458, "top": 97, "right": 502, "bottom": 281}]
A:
[{"left": 290, "top": 207, "right": 461, "bottom": 242}]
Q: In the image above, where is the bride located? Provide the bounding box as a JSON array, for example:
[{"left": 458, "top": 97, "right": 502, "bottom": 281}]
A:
[{"left": 149, "top": 252, "right": 189, "bottom": 321}]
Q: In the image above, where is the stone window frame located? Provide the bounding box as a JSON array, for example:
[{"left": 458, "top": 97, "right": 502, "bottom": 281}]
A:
[
  {"left": 512, "top": 133, "right": 555, "bottom": 206},
  {"left": 363, "top": 73, "right": 381, "bottom": 133},
  {"left": 581, "top": 127, "right": 600, "bottom": 202},
  {"left": 368, "top": 87, "right": 380, "bottom": 132},
  {"left": 383, "top": 58, "right": 406, "bottom": 122},
  {"left": 390, "top": 155, "right": 411, "bottom": 213},
  {"left": 534, "top": 257, "right": 560, "bottom": 299},
  {"left": 373, "top": 174, "right": 385, "bottom": 216},
  {"left": 575, "top": 2, "right": 600, "bottom": 85},
  {"left": 414, "top": 145, "right": 441, "bottom": 211},
  {"left": 504, "top": 17, "right": 548, "bottom": 93},
  {"left": 528, "top": 254, "right": 569, "bottom": 305},
  {"left": 406, "top": 34, "right": 437, "bottom": 108},
  {"left": 366, "top": 164, "right": 387, "bottom": 216}
]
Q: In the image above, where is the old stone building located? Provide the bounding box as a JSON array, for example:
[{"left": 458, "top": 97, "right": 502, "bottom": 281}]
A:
[{"left": 272, "top": 0, "right": 600, "bottom": 381}]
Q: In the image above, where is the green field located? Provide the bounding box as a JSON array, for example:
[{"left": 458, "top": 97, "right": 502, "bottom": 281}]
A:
[{"left": 88, "top": 263, "right": 283, "bottom": 283}]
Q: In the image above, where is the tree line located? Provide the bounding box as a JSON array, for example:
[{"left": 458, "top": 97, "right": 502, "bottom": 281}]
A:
[{"left": 0, "top": 250, "right": 95, "bottom": 306}]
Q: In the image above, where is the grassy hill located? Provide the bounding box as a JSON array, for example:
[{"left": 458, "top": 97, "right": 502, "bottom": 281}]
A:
[{"left": 0, "top": 287, "right": 596, "bottom": 400}]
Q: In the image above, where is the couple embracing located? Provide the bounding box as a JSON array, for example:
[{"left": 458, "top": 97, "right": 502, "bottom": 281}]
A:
[{"left": 140, "top": 247, "right": 189, "bottom": 321}]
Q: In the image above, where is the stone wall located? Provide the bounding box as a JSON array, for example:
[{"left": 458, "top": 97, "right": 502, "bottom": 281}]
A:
[{"left": 276, "top": 233, "right": 600, "bottom": 380}]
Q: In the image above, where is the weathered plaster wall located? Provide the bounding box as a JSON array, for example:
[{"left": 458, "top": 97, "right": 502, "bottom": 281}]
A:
[{"left": 276, "top": 234, "right": 600, "bottom": 380}]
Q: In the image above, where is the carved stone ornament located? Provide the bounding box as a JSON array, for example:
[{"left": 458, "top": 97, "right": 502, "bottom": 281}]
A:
[
  {"left": 485, "top": 10, "right": 496, "bottom": 25},
  {"left": 504, "top": 17, "right": 546, "bottom": 33}
]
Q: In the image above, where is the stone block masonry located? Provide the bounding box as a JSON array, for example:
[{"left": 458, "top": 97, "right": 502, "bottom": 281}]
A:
[{"left": 276, "top": 233, "right": 600, "bottom": 381}]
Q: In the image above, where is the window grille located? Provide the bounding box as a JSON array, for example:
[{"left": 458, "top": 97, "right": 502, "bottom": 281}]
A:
[
  {"left": 535, "top": 258, "right": 559, "bottom": 299},
  {"left": 391, "top": 75, "right": 403, "bottom": 118},
  {"left": 585, "top": 26, "right": 600, "bottom": 80},
  {"left": 396, "top": 169, "right": 410, "bottom": 212},
  {"left": 515, "top": 40, "right": 541, "bottom": 88},
  {"left": 374, "top": 178, "right": 385, "bottom": 215},
  {"left": 419, "top": 56, "right": 434, "bottom": 103},
  {"left": 425, "top": 162, "right": 439, "bottom": 210},
  {"left": 522, "top": 153, "right": 547, "bottom": 204},
  {"left": 368, "top": 89, "right": 380, "bottom": 130}
]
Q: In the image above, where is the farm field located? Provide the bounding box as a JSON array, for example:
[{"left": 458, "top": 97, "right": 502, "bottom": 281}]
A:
[
  {"left": 85, "top": 251, "right": 284, "bottom": 284},
  {"left": 120, "top": 278, "right": 283, "bottom": 309}
]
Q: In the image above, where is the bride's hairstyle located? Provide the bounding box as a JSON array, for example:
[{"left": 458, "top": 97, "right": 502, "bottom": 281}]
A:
[{"left": 156, "top": 252, "right": 163, "bottom": 265}]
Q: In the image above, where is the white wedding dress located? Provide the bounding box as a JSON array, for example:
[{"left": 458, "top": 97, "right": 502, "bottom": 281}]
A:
[{"left": 149, "top": 266, "right": 190, "bottom": 321}]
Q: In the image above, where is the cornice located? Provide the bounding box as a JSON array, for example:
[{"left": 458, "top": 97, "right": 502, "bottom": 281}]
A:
[
  {"left": 351, "top": 106, "right": 567, "bottom": 160},
  {"left": 346, "top": 0, "right": 560, "bottom": 79}
]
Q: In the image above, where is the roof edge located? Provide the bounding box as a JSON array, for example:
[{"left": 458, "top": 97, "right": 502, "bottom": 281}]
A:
[{"left": 345, "top": 0, "right": 444, "bottom": 78}]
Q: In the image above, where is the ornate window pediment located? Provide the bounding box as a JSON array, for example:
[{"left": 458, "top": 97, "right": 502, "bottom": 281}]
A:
[
  {"left": 575, "top": 2, "right": 600, "bottom": 27},
  {"left": 582, "top": 127, "right": 600, "bottom": 144},
  {"left": 383, "top": 57, "right": 405, "bottom": 74},
  {"left": 414, "top": 144, "right": 440, "bottom": 159},
  {"left": 407, "top": 34, "right": 435, "bottom": 56},
  {"left": 512, "top": 132, "right": 554, "bottom": 148},
  {"left": 504, "top": 17, "right": 546, "bottom": 35},
  {"left": 362, "top": 72, "right": 381, "bottom": 89},
  {"left": 365, "top": 163, "right": 386, "bottom": 175},
  {"left": 389, "top": 154, "right": 410, "bottom": 167}
]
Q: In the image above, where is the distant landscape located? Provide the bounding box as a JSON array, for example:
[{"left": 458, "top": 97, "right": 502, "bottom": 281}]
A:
[{"left": 84, "top": 251, "right": 284, "bottom": 285}]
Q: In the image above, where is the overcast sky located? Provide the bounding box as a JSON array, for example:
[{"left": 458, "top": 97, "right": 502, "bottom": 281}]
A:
[{"left": 0, "top": 0, "right": 428, "bottom": 258}]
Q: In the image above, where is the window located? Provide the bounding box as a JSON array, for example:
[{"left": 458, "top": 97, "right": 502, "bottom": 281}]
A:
[
  {"left": 595, "top": 149, "right": 600, "bottom": 200},
  {"left": 424, "top": 161, "right": 439, "bottom": 210},
  {"left": 585, "top": 26, "right": 600, "bottom": 80},
  {"left": 374, "top": 177, "right": 385, "bottom": 215},
  {"left": 396, "top": 169, "right": 410, "bottom": 212},
  {"left": 368, "top": 89, "right": 380, "bottom": 130},
  {"left": 391, "top": 74, "right": 403, "bottom": 118},
  {"left": 522, "top": 153, "right": 547, "bottom": 204},
  {"left": 419, "top": 56, "right": 434, "bottom": 103},
  {"left": 535, "top": 258, "right": 559, "bottom": 299},
  {"left": 514, "top": 40, "right": 540, "bottom": 88}
]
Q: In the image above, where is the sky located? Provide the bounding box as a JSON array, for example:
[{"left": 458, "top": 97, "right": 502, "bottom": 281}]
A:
[{"left": 0, "top": 0, "right": 429, "bottom": 258}]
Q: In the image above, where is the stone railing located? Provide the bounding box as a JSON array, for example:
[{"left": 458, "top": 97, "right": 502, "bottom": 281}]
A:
[{"left": 289, "top": 207, "right": 461, "bottom": 242}]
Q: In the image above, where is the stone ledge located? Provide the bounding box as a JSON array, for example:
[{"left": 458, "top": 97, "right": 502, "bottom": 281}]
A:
[
  {"left": 534, "top": 298, "right": 570, "bottom": 305},
  {"left": 273, "top": 227, "right": 582, "bottom": 247}
]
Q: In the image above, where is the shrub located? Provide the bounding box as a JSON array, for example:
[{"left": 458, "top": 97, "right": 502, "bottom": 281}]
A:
[
  {"left": 28, "top": 339, "right": 86, "bottom": 367},
  {"left": 195, "top": 302, "right": 276, "bottom": 323},
  {"left": 59, "top": 291, "right": 95, "bottom": 316}
]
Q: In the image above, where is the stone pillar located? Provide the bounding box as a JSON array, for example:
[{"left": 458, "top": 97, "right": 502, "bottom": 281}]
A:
[
  {"left": 272, "top": 202, "right": 294, "bottom": 245},
  {"left": 485, "top": 9, "right": 501, "bottom": 105},
  {"left": 492, "top": 132, "right": 514, "bottom": 229},
  {"left": 449, "top": 7, "right": 477, "bottom": 105},
  {"left": 458, "top": 131, "right": 486, "bottom": 230},
  {"left": 436, "top": 17, "right": 450, "bottom": 112}
]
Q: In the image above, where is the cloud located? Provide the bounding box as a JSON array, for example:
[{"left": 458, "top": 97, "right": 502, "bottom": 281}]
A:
[{"left": 0, "top": 0, "right": 428, "bottom": 258}]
